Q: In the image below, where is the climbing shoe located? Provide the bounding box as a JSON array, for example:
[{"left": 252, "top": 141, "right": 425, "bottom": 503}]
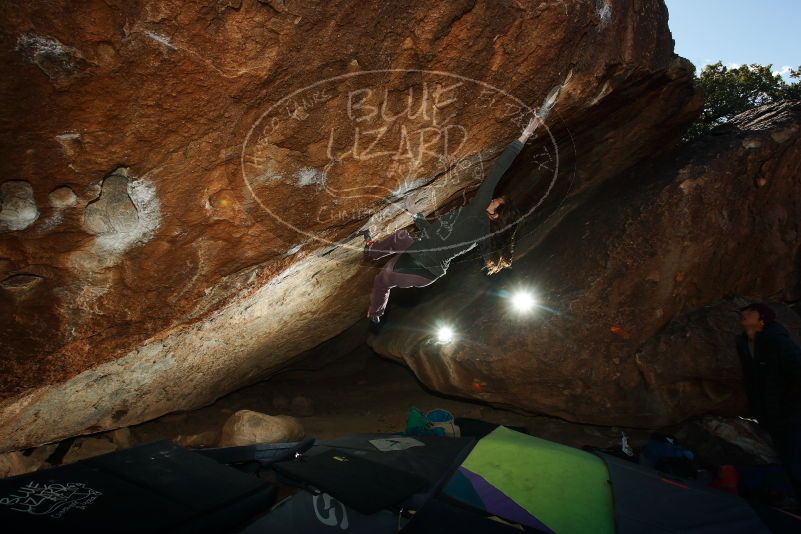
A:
[
  {"left": 367, "top": 314, "right": 382, "bottom": 334},
  {"left": 356, "top": 229, "right": 373, "bottom": 260},
  {"left": 363, "top": 240, "right": 374, "bottom": 262},
  {"left": 363, "top": 240, "right": 376, "bottom": 260}
]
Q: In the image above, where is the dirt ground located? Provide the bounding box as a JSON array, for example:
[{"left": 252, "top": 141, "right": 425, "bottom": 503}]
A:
[{"left": 130, "top": 347, "right": 650, "bottom": 450}]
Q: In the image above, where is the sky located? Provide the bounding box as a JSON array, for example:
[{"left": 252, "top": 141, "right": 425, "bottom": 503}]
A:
[{"left": 665, "top": 0, "right": 799, "bottom": 80}]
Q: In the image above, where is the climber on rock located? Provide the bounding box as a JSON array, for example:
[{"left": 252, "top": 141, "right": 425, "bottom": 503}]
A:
[{"left": 361, "top": 115, "right": 540, "bottom": 324}]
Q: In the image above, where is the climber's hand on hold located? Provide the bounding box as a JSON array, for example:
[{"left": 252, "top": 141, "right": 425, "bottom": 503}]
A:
[
  {"left": 404, "top": 195, "right": 417, "bottom": 215},
  {"left": 520, "top": 116, "right": 540, "bottom": 142}
]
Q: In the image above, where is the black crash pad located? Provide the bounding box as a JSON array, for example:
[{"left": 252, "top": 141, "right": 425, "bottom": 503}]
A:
[{"left": 0, "top": 439, "right": 275, "bottom": 533}]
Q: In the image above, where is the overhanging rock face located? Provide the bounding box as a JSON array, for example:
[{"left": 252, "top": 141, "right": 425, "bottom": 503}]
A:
[
  {"left": 0, "top": 0, "right": 699, "bottom": 451},
  {"left": 369, "top": 101, "right": 801, "bottom": 428}
]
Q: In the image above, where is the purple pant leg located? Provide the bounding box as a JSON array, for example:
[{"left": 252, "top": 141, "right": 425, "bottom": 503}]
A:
[{"left": 368, "top": 232, "right": 436, "bottom": 317}]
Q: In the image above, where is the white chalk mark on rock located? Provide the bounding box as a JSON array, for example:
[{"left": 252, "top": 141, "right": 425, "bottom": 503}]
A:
[
  {"left": 597, "top": 0, "right": 612, "bottom": 27},
  {"left": 132, "top": 26, "right": 277, "bottom": 79},
  {"left": 142, "top": 31, "right": 177, "bottom": 51},
  {"left": 282, "top": 243, "right": 304, "bottom": 257},
  {"left": 49, "top": 186, "right": 78, "bottom": 209},
  {"left": 0, "top": 181, "right": 38, "bottom": 231},
  {"left": 61, "top": 169, "right": 162, "bottom": 333},
  {"left": 15, "top": 34, "right": 86, "bottom": 86},
  {"left": 55, "top": 132, "right": 82, "bottom": 157},
  {"left": 295, "top": 167, "right": 326, "bottom": 187}
]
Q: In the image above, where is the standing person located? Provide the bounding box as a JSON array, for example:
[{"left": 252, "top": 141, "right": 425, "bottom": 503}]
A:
[
  {"left": 362, "top": 116, "right": 541, "bottom": 324},
  {"left": 736, "top": 302, "right": 801, "bottom": 498}
]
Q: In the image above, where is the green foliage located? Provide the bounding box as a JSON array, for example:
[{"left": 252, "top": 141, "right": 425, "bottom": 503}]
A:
[{"left": 684, "top": 62, "right": 801, "bottom": 141}]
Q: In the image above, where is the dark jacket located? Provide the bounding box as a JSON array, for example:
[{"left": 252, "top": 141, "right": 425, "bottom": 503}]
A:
[
  {"left": 736, "top": 321, "right": 801, "bottom": 430},
  {"left": 403, "top": 138, "right": 524, "bottom": 277}
]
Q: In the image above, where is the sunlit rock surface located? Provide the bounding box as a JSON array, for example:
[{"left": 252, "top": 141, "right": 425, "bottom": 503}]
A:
[
  {"left": 0, "top": 0, "right": 700, "bottom": 451},
  {"left": 369, "top": 101, "right": 801, "bottom": 427}
]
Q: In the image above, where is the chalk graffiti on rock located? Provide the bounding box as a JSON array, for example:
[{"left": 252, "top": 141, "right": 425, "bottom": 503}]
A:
[{"left": 240, "top": 69, "right": 560, "bottom": 256}]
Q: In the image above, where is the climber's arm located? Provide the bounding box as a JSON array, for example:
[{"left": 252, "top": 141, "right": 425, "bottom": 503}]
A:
[
  {"left": 403, "top": 196, "right": 434, "bottom": 235},
  {"left": 469, "top": 116, "right": 539, "bottom": 211},
  {"left": 411, "top": 212, "right": 434, "bottom": 233},
  {"left": 468, "top": 139, "right": 523, "bottom": 211}
]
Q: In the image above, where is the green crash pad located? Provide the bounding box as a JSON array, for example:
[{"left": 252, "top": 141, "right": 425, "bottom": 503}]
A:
[{"left": 460, "top": 426, "right": 615, "bottom": 534}]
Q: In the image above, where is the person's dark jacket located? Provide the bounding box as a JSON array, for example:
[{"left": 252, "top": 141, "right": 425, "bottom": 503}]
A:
[
  {"left": 403, "top": 138, "right": 524, "bottom": 277},
  {"left": 736, "top": 321, "right": 801, "bottom": 430}
]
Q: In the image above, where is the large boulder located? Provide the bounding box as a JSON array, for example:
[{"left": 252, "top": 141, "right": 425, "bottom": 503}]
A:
[
  {"left": 369, "top": 101, "right": 801, "bottom": 427},
  {"left": 218, "top": 409, "right": 305, "bottom": 447},
  {"left": 0, "top": 0, "right": 699, "bottom": 451},
  {"left": 0, "top": 443, "right": 57, "bottom": 477},
  {"left": 673, "top": 416, "right": 780, "bottom": 467},
  {"left": 61, "top": 436, "right": 118, "bottom": 464}
]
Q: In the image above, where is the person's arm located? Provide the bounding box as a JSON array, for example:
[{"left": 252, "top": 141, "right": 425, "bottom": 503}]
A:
[
  {"left": 468, "top": 117, "right": 539, "bottom": 211},
  {"left": 402, "top": 195, "right": 436, "bottom": 238},
  {"left": 412, "top": 212, "right": 433, "bottom": 233}
]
